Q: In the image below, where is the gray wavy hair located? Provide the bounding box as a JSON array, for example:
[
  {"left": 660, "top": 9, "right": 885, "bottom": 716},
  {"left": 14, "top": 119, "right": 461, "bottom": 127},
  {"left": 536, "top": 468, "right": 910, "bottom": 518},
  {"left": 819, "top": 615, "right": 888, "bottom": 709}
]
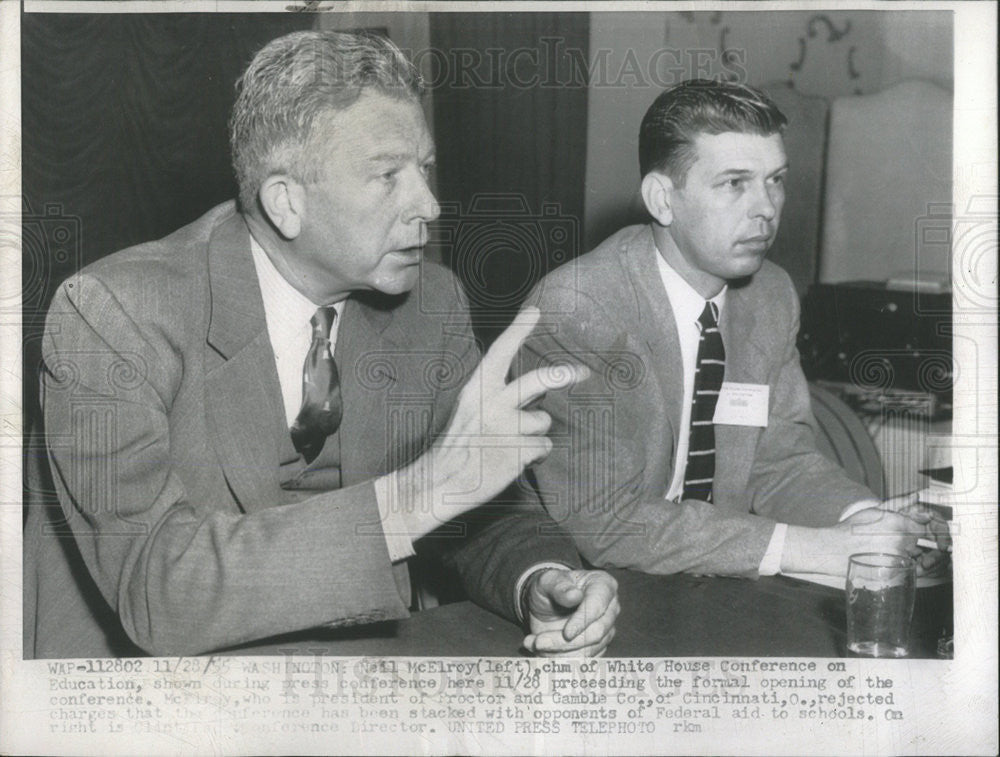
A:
[{"left": 230, "top": 30, "right": 424, "bottom": 212}]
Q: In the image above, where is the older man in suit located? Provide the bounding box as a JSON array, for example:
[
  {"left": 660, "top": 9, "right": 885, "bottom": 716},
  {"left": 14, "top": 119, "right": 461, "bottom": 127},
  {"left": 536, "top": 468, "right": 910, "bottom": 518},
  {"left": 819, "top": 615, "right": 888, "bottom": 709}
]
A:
[
  {"left": 24, "top": 30, "right": 619, "bottom": 658},
  {"left": 519, "top": 80, "right": 948, "bottom": 578}
]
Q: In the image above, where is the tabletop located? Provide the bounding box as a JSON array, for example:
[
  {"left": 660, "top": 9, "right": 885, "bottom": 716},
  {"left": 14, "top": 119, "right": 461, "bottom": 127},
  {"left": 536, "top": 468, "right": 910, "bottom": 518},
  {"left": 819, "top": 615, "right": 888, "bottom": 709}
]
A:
[{"left": 227, "top": 569, "right": 952, "bottom": 659}]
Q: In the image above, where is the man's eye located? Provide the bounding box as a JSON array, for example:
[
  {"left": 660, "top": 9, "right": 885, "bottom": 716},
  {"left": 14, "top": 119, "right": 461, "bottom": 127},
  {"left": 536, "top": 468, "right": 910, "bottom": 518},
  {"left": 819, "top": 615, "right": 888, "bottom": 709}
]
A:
[
  {"left": 421, "top": 162, "right": 435, "bottom": 178},
  {"left": 724, "top": 178, "right": 745, "bottom": 190},
  {"left": 771, "top": 174, "right": 786, "bottom": 186},
  {"left": 381, "top": 171, "right": 398, "bottom": 181}
]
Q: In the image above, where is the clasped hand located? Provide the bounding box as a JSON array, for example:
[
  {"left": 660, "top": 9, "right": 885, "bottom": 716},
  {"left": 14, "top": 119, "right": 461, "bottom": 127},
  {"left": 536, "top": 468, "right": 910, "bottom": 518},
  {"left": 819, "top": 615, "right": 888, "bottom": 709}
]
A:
[{"left": 523, "top": 569, "right": 619, "bottom": 657}]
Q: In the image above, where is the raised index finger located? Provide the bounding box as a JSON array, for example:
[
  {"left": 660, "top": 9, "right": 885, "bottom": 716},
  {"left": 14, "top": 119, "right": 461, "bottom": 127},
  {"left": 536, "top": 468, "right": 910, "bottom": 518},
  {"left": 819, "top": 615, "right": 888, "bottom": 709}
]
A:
[
  {"left": 477, "top": 306, "right": 541, "bottom": 388},
  {"left": 505, "top": 363, "right": 590, "bottom": 409}
]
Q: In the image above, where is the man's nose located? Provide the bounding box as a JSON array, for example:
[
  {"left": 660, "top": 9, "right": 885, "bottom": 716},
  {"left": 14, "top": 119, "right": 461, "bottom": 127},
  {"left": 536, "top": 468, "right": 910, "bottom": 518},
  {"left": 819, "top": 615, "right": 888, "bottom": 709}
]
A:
[
  {"left": 406, "top": 172, "right": 440, "bottom": 224},
  {"left": 750, "top": 182, "right": 779, "bottom": 221}
]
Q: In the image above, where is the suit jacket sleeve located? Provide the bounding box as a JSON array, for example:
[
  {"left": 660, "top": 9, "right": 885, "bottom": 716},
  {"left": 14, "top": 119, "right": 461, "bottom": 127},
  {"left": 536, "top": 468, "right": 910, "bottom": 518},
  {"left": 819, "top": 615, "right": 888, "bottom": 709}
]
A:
[
  {"left": 42, "top": 274, "right": 412, "bottom": 656},
  {"left": 744, "top": 277, "right": 876, "bottom": 524},
  {"left": 520, "top": 286, "right": 776, "bottom": 577}
]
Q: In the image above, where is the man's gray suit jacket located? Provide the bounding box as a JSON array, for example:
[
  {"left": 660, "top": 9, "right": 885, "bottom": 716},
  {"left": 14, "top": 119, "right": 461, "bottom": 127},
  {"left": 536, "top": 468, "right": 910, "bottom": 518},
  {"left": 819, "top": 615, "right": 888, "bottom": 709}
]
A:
[
  {"left": 519, "top": 225, "right": 874, "bottom": 577},
  {"left": 24, "top": 202, "right": 578, "bottom": 658}
]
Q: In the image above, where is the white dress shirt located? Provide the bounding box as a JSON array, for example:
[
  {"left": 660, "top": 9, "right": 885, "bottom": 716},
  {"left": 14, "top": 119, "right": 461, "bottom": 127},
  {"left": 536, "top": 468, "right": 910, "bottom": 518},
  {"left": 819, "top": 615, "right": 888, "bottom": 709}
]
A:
[
  {"left": 654, "top": 250, "right": 786, "bottom": 575},
  {"left": 249, "top": 236, "right": 414, "bottom": 562}
]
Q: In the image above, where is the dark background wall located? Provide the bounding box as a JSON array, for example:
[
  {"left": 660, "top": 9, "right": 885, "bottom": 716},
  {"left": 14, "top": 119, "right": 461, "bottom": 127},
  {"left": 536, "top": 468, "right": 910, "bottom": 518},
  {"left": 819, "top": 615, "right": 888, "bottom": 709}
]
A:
[{"left": 429, "top": 12, "right": 589, "bottom": 341}]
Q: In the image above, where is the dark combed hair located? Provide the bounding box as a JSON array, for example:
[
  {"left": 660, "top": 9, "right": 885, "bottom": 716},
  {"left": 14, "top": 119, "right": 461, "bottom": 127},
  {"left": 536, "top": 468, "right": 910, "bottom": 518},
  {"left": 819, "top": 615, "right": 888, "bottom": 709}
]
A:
[
  {"left": 638, "top": 79, "right": 787, "bottom": 185},
  {"left": 229, "top": 30, "right": 424, "bottom": 212}
]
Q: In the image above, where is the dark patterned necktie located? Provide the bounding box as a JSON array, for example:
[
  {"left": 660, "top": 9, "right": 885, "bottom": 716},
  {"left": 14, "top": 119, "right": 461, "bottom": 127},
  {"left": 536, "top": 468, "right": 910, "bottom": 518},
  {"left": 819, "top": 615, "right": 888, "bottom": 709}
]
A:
[
  {"left": 682, "top": 301, "right": 726, "bottom": 502},
  {"left": 290, "top": 306, "right": 343, "bottom": 463}
]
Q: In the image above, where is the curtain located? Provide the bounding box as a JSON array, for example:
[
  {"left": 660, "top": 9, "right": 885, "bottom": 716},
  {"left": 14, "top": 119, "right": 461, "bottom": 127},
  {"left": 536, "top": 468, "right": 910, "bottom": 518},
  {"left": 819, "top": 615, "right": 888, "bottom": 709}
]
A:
[{"left": 429, "top": 12, "right": 590, "bottom": 344}]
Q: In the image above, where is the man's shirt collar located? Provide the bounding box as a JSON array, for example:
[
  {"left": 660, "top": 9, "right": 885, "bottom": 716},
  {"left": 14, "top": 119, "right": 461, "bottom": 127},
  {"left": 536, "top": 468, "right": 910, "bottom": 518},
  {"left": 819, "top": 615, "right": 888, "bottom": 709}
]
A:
[
  {"left": 249, "top": 235, "right": 344, "bottom": 341},
  {"left": 654, "top": 245, "right": 727, "bottom": 325}
]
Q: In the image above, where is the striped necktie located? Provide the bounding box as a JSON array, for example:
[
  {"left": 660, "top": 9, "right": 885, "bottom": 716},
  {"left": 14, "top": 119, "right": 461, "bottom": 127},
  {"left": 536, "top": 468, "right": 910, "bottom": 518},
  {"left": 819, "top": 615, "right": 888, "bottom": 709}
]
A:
[
  {"left": 682, "top": 301, "right": 725, "bottom": 502},
  {"left": 290, "top": 306, "right": 343, "bottom": 464}
]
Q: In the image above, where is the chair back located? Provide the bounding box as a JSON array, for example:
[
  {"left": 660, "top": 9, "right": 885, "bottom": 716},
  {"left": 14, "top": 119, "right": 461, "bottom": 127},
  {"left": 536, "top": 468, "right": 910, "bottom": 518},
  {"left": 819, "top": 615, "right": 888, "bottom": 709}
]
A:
[{"left": 809, "top": 382, "right": 885, "bottom": 499}]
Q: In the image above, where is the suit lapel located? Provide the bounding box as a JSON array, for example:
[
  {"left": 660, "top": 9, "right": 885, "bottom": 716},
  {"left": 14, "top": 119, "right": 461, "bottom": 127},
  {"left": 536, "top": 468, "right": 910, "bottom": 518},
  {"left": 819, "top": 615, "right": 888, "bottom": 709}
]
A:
[
  {"left": 719, "top": 283, "right": 765, "bottom": 383},
  {"left": 715, "top": 280, "right": 770, "bottom": 509},
  {"left": 203, "top": 212, "right": 288, "bottom": 513},
  {"left": 622, "top": 228, "right": 683, "bottom": 452}
]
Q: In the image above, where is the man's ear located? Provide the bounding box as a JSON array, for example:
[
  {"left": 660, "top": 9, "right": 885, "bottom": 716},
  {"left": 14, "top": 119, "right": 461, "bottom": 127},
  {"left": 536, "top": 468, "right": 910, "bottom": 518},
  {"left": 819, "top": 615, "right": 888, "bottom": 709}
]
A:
[
  {"left": 640, "top": 172, "right": 674, "bottom": 227},
  {"left": 258, "top": 175, "right": 306, "bottom": 240}
]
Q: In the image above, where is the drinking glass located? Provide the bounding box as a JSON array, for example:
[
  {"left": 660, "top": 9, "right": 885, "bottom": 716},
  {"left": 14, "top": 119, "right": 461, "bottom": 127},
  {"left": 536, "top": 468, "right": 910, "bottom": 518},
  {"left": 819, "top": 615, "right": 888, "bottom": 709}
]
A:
[{"left": 846, "top": 553, "right": 916, "bottom": 657}]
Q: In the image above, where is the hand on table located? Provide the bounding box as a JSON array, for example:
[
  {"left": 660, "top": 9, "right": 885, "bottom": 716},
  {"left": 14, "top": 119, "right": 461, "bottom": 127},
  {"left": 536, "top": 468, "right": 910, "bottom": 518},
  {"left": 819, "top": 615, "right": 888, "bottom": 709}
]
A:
[
  {"left": 522, "top": 569, "right": 619, "bottom": 657},
  {"left": 784, "top": 497, "right": 952, "bottom": 577},
  {"left": 882, "top": 491, "right": 952, "bottom": 575}
]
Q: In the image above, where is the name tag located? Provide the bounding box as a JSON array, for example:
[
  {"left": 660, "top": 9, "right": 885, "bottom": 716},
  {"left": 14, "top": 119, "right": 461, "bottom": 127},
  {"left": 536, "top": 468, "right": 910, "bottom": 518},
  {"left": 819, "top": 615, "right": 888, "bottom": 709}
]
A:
[{"left": 713, "top": 382, "right": 769, "bottom": 427}]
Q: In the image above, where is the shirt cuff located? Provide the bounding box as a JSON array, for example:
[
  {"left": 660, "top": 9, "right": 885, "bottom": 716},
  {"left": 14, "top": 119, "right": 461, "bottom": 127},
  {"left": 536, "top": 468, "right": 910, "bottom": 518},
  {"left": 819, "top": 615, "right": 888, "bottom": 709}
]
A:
[
  {"left": 373, "top": 474, "right": 416, "bottom": 563},
  {"left": 515, "top": 562, "right": 574, "bottom": 624},
  {"left": 838, "top": 498, "right": 881, "bottom": 522},
  {"left": 759, "top": 523, "right": 787, "bottom": 576}
]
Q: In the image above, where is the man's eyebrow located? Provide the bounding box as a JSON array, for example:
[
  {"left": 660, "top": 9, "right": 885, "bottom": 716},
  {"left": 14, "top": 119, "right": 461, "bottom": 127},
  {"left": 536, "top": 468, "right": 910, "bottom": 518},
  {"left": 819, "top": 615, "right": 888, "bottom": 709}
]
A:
[
  {"left": 367, "top": 150, "right": 437, "bottom": 164},
  {"left": 713, "top": 168, "right": 755, "bottom": 179},
  {"left": 713, "top": 163, "right": 790, "bottom": 180},
  {"left": 367, "top": 152, "right": 410, "bottom": 163}
]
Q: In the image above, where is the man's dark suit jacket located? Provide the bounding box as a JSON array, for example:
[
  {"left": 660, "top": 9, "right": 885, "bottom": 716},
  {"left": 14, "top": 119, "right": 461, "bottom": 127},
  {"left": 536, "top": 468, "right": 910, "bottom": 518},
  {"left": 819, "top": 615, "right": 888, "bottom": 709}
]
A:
[
  {"left": 24, "top": 202, "right": 578, "bottom": 658},
  {"left": 518, "top": 225, "right": 874, "bottom": 577}
]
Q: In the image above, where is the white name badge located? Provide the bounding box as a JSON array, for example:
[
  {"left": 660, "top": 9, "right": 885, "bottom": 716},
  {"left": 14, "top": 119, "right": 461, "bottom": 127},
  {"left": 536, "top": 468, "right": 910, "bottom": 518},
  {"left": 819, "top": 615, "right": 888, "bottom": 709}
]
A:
[{"left": 713, "top": 382, "right": 769, "bottom": 427}]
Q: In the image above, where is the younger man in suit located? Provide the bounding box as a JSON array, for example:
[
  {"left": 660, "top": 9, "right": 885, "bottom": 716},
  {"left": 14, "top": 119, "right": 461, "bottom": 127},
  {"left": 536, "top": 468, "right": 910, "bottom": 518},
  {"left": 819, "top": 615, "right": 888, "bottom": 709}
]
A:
[
  {"left": 520, "top": 80, "right": 948, "bottom": 578},
  {"left": 24, "top": 31, "right": 618, "bottom": 658}
]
